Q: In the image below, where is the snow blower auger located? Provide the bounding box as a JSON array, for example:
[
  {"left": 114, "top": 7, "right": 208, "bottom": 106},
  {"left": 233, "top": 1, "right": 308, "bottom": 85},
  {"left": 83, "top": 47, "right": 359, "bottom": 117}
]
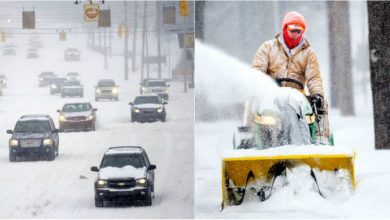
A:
[{"left": 221, "top": 82, "right": 355, "bottom": 210}]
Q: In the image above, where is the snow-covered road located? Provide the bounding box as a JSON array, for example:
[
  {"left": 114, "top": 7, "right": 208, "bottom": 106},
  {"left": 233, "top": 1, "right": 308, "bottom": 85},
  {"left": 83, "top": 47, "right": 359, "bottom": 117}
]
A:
[{"left": 0, "top": 33, "right": 193, "bottom": 218}]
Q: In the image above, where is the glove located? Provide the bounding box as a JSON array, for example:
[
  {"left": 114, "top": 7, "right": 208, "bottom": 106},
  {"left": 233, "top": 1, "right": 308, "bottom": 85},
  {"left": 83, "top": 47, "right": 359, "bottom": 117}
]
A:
[{"left": 311, "top": 94, "right": 324, "bottom": 111}]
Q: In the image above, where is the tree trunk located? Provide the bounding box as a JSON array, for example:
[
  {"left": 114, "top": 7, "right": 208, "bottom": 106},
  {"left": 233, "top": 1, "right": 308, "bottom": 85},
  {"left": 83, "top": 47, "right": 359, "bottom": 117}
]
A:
[
  {"left": 367, "top": 1, "right": 390, "bottom": 149},
  {"left": 328, "top": 1, "right": 355, "bottom": 115}
]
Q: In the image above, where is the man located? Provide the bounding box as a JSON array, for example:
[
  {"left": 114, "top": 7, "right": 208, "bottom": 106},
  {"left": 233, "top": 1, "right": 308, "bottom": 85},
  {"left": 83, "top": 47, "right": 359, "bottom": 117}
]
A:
[{"left": 252, "top": 11, "right": 330, "bottom": 140}]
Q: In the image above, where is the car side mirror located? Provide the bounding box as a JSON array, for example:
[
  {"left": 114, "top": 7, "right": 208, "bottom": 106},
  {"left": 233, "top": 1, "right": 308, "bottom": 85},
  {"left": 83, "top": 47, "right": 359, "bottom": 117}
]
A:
[
  {"left": 93, "top": 108, "right": 98, "bottom": 111},
  {"left": 6, "top": 129, "right": 13, "bottom": 134},
  {"left": 129, "top": 102, "right": 133, "bottom": 106},
  {"left": 53, "top": 128, "right": 60, "bottom": 133},
  {"left": 56, "top": 109, "right": 61, "bottom": 113},
  {"left": 167, "top": 85, "right": 170, "bottom": 87},
  {"left": 91, "top": 166, "right": 99, "bottom": 172},
  {"left": 163, "top": 101, "right": 168, "bottom": 105},
  {"left": 147, "top": 164, "right": 156, "bottom": 171}
]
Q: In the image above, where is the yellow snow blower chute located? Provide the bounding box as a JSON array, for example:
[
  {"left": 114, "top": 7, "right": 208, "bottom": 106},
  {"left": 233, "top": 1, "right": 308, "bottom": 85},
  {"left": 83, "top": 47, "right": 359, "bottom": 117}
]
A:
[{"left": 221, "top": 147, "right": 355, "bottom": 208}]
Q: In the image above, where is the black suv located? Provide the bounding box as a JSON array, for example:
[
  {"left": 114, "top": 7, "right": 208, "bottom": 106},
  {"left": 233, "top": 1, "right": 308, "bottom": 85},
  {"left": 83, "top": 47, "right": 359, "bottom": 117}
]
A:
[
  {"left": 91, "top": 146, "right": 156, "bottom": 207},
  {"left": 7, "top": 114, "right": 60, "bottom": 162}
]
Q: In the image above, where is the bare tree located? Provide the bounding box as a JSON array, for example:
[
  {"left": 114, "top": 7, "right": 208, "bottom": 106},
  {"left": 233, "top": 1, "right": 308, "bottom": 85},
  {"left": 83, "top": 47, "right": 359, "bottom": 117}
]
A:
[
  {"left": 367, "top": 1, "right": 390, "bottom": 149},
  {"left": 328, "top": 1, "right": 355, "bottom": 115}
]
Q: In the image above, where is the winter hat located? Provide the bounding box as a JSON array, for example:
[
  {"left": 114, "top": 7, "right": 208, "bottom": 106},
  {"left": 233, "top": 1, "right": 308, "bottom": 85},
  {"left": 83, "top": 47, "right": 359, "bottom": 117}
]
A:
[{"left": 282, "top": 11, "right": 306, "bottom": 49}]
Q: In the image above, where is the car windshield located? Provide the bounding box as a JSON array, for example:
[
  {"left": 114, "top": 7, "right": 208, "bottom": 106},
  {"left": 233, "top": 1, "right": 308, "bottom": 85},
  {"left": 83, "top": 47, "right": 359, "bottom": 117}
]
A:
[
  {"left": 64, "top": 81, "right": 80, "bottom": 86},
  {"left": 101, "top": 154, "right": 146, "bottom": 169},
  {"left": 147, "top": 81, "right": 166, "bottom": 87},
  {"left": 63, "top": 103, "right": 91, "bottom": 112},
  {"left": 98, "top": 80, "right": 115, "bottom": 87},
  {"left": 67, "top": 72, "right": 78, "bottom": 76},
  {"left": 14, "top": 120, "right": 50, "bottom": 133},
  {"left": 134, "top": 96, "right": 160, "bottom": 105}
]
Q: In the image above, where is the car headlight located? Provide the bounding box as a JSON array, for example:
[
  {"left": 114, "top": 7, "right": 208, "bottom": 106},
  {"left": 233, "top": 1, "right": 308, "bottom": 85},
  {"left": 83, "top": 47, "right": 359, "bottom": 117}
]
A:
[
  {"left": 112, "top": 88, "right": 118, "bottom": 94},
  {"left": 9, "top": 139, "right": 18, "bottom": 147},
  {"left": 136, "top": 178, "right": 148, "bottom": 187},
  {"left": 51, "top": 84, "right": 57, "bottom": 89},
  {"left": 134, "top": 108, "right": 140, "bottom": 113},
  {"left": 164, "top": 89, "right": 169, "bottom": 93},
  {"left": 141, "top": 87, "right": 146, "bottom": 92},
  {"left": 87, "top": 115, "right": 94, "bottom": 120},
  {"left": 157, "top": 108, "right": 163, "bottom": 113},
  {"left": 39, "top": 78, "right": 43, "bottom": 81},
  {"left": 96, "top": 179, "right": 107, "bottom": 188},
  {"left": 254, "top": 115, "right": 276, "bottom": 125},
  {"left": 43, "top": 138, "right": 53, "bottom": 146},
  {"left": 59, "top": 115, "right": 66, "bottom": 121},
  {"left": 96, "top": 89, "right": 101, "bottom": 93}
]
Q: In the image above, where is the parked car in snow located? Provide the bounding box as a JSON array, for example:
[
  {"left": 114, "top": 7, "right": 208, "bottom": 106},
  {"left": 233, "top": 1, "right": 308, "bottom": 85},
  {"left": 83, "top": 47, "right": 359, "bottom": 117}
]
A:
[
  {"left": 6, "top": 114, "right": 59, "bottom": 161},
  {"left": 129, "top": 94, "right": 167, "bottom": 122},
  {"left": 61, "top": 80, "right": 83, "bottom": 98},
  {"left": 140, "top": 79, "right": 170, "bottom": 101},
  {"left": 49, "top": 77, "right": 67, "bottom": 95},
  {"left": 95, "top": 79, "right": 119, "bottom": 101},
  {"left": 57, "top": 102, "right": 97, "bottom": 132},
  {"left": 38, "top": 71, "right": 57, "bottom": 87},
  {"left": 64, "top": 48, "right": 80, "bottom": 61},
  {"left": 91, "top": 146, "right": 156, "bottom": 207}
]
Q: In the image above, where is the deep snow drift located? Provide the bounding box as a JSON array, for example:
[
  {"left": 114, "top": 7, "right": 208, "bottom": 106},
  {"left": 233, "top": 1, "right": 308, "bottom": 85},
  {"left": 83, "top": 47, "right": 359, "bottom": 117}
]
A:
[{"left": 194, "top": 41, "right": 390, "bottom": 218}]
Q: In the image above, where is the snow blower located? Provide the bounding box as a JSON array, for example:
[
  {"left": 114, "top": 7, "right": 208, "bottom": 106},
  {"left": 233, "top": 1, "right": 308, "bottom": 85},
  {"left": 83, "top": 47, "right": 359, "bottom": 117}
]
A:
[{"left": 221, "top": 83, "right": 355, "bottom": 210}]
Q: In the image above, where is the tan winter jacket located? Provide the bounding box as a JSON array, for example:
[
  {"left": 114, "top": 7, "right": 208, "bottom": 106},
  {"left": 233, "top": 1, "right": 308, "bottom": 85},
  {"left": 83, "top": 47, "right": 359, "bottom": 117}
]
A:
[
  {"left": 252, "top": 33, "right": 324, "bottom": 97},
  {"left": 251, "top": 33, "right": 330, "bottom": 139}
]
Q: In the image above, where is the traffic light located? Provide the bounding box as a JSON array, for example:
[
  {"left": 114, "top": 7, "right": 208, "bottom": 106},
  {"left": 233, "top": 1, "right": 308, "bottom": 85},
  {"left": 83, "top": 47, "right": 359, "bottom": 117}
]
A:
[
  {"left": 22, "top": 11, "right": 35, "bottom": 29},
  {"left": 179, "top": 0, "right": 189, "bottom": 17},
  {"left": 118, "top": 24, "right": 129, "bottom": 38},
  {"left": 59, "top": 31, "right": 67, "bottom": 41}
]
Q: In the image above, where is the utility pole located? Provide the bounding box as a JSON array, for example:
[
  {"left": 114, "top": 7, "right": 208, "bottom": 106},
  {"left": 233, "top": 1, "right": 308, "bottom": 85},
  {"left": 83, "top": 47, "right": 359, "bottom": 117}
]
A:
[
  {"left": 141, "top": 1, "right": 146, "bottom": 82},
  {"left": 132, "top": 1, "right": 138, "bottom": 72},
  {"left": 124, "top": 0, "right": 129, "bottom": 80},
  {"left": 156, "top": 1, "right": 162, "bottom": 79},
  {"left": 104, "top": 27, "right": 108, "bottom": 71}
]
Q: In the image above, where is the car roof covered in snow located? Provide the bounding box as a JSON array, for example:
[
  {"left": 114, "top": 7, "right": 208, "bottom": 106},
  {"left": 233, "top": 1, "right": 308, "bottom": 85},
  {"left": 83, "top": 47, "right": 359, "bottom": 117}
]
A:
[
  {"left": 105, "top": 146, "right": 144, "bottom": 155},
  {"left": 19, "top": 114, "right": 51, "bottom": 121}
]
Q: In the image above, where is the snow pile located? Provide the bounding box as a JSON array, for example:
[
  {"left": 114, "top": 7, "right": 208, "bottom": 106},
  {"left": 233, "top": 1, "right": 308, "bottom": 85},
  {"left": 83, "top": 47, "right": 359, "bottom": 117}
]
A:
[{"left": 99, "top": 165, "right": 146, "bottom": 179}]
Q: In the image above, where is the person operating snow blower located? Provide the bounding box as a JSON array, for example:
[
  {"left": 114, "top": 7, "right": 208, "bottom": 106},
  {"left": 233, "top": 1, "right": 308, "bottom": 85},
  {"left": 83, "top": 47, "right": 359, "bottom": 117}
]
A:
[{"left": 251, "top": 11, "right": 330, "bottom": 142}]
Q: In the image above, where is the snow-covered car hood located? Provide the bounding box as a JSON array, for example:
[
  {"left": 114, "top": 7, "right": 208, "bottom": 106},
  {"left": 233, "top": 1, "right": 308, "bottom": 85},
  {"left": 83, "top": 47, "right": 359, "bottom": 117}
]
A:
[
  {"left": 62, "top": 111, "right": 92, "bottom": 118},
  {"left": 99, "top": 165, "right": 146, "bottom": 179},
  {"left": 134, "top": 103, "right": 162, "bottom": 109},
  {"left": 14, "top": 132, "right": 50, "bottom": 139}
]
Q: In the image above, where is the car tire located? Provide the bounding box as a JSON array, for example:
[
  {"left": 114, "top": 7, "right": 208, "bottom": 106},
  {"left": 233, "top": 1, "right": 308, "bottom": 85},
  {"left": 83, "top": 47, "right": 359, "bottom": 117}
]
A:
[
  {"left": 9, "top": 152, "right": 16, "bottom": 162},
  {"left": 95, "top": 198, "right": 104, "bottom": 207},
  {"left": 161, "top": 116, "right": 166, "bottom": 122},
  {"left": 115, "top": 97, "right": 118, "bottom": 101},
  {"left": 131, "top": 114, "right": 135, "bottom": 122},
  {"left": 47, "top": 151, "right": 55, "bottom": 161},
  {"left": 144, "top": 190, "right": 152, "bottom": 206},
  {"left": 95, "top": 97, "right": 98, "bottom": 102},
  {"left": 92, "top": 124, "right": 96, "bottom": 131}
]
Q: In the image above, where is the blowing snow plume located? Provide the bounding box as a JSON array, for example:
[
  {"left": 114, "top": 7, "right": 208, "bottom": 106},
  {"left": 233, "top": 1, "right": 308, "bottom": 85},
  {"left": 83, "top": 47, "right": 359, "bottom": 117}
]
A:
[{"left": 195, "top": 40, "right": 280, "bottom": 121}]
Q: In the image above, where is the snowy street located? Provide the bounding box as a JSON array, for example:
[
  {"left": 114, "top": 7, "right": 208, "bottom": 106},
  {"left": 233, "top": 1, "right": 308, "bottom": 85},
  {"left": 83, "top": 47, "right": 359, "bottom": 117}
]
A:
[{"left": 0, "top": 33, "right": 194, "bottom": 218}]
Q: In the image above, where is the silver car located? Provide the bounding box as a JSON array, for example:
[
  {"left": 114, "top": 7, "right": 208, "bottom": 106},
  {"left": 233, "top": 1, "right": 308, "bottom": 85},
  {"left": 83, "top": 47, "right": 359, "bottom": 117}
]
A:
[{"left": 95, "top": 79, "right": 119, "bottom": 101}]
